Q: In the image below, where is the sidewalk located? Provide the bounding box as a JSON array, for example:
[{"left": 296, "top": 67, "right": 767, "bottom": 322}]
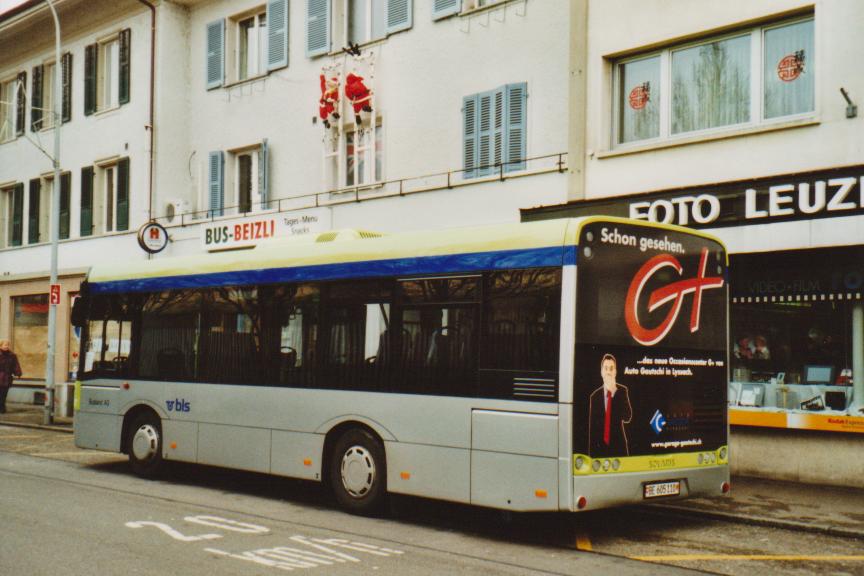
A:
[
  {"left": 0, "top": 402, "right": 73, "bottom": 433},
  {"left": 1, "top": 401, "right": 863, "bottom": 540}
]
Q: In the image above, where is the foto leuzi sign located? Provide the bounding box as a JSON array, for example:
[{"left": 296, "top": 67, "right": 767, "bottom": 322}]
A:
[
  {"left": 202, "top": 208, "right": 331, "bottom": 251},
  {"left": 137, "top": 222, "right": 170, "bottom": 254}
]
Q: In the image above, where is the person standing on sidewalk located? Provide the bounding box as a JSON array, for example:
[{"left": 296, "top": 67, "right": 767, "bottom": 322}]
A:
[{"left": 0, "top": 339, "right": 23, "bottom": 414}]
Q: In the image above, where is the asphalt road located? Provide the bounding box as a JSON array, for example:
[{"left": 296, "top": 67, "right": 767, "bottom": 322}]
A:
[{"left": 1, "top": 425, "right": 863, "bottom": 576}]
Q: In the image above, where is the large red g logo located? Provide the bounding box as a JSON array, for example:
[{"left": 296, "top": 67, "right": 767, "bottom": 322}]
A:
[{"left": 625, "top": 248, "right": 724, "bottom": 346}]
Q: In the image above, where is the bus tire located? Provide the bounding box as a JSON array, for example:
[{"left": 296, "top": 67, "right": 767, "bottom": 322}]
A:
[
  {"left": 330, "top": 428, "right": 387, "bottom": 515},
  {"left": 127, "top": 412, "right": 164, "bottom": 478}
]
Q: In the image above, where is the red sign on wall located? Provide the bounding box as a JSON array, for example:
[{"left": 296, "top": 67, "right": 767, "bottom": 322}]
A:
[{"left": 49, "top": 284, "right": 61, "bottom": 306}]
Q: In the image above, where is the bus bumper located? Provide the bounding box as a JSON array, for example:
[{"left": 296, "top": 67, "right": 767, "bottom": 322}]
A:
[{"left": 570, "top": 465, "right": 730, "bottom": 511}]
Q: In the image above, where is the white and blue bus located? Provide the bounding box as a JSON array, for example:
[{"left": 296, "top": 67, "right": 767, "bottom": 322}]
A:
[{"left": 73, "top": 217, "right": 729, "bottom": 514}]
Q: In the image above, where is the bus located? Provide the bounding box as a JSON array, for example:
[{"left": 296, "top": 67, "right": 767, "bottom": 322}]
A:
[{"left": 72, "top": 217, "right": 729, "bottom": 514}]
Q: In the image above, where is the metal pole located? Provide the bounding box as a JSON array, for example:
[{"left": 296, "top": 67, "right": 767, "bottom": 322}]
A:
[{"left": 43, "top": 0, "right": 61, "bottom": 425}]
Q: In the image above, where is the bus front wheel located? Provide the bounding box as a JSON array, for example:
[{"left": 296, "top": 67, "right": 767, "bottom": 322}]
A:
[
  {"left": 127, "top": 412, "right": 164, "bottom": 478},
  {"left": 330, "top": 428, "right": 387, "bottom": 515}
]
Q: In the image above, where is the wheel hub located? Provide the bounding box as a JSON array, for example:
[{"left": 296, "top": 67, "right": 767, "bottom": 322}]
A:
[
  {"left": 131, "top": 424, "right": 159, "bottom": 461},
  {"left": 340, "top": 445, "right": 375, "bottom": 498}
]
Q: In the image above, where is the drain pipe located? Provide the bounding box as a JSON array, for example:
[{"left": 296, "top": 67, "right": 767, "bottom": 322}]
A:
[{"left": 135, "top": 0, "right": 156, "bottom": 222}]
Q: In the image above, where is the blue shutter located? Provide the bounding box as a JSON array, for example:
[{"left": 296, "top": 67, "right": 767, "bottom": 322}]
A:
[
  {"left": 387, "top": 0, "right": 412, "bottom": 34},
  {"left": 208, "top": 151, "right": 224, "bottom": 217},
  {"left": 477, "top": 91, "right": 493, "bottom": 176},
  {"left": 306, "top": 0, "right": 330, "bottom": 58},
  {"left": 206, "top": 20, "right": 225, "bottom": 90},
  {"left": 259, "top": 139, "right": 269, "bottom": 209},
  {"left": 505, "top": 82, "right": 527, "bottom": 172},
  {"left": 492, "top": 86, "right": 505, "bottom": 172},
  {"left": 462, "top": 94, "right": 478, "bottom": 179},
  {"left": 432, "top": 0, "right": 460, "bottom": 20},
  {"left": 267, "top": 0, "right": 289, "bottom": 70}
]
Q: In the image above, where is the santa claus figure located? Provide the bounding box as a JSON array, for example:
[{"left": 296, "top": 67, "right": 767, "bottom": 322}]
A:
[
  {"left": 344, "top": 73, "right": 373, "bottom": 125},
  {"left": 319, "top": 74, "right": 340, "bottom": 129}
]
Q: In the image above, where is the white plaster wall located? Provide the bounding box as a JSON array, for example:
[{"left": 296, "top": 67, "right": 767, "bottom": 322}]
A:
[
  {"left": 0, "top": 0, "right": 154, "bottom": 276},
  {"left": 175, "top": 0, "right": 570, "bottom": 221},
  {"left": 583, "top": 0, "right": 864, "bottom": 200}
]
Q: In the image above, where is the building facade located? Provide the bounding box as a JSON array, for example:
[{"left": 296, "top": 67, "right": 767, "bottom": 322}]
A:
[
  {"left": 528, "top": 0, "right": 864, "bottom": 487},
  {"left": 0, "top": 0, "right": 576, "bottom": 412}
]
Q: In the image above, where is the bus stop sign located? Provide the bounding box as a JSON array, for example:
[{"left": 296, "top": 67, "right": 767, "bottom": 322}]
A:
[{"left": 50, "top": 284, "right": 61, "bottom": 306}]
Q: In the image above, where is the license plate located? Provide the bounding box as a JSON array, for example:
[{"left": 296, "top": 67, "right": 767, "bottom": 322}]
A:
[{"left": 643, "top": 480, "right": 681, "bottom": 499}]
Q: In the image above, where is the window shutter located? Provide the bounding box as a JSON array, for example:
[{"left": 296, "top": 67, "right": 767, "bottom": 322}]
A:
[
  {"left": 119, "top": 28, "right": 131, "bottom": 105},
  {"left": 462, "top": 94, "right": 478, "bottom": 179},
  {"left": 306, "top": 0, "right": 330, "bottom": 58},
  {"left": 432, "top": 0, "right": 460, "bottom": 20},
  {"left": 492, "top": 86, "right": 505, "bottom": 171},
  {"left": 267, "top": 0, "right": 289, "bottom": 71},
  {"left": 477, "top": 91, "right": 493, "bottom": 176},
  {"left": 59, "top": 172, "right": 71, "bottom": 240},
  {"left": 208, "top": 151, "right": 224, "bottom": 217},
  {"left": 505, "top": 82, "right": 527, "bottom": 172},
  {"left": 387, "top": 0, "right": 412, "bottom": 34},
  {"left": 206, "top": 20, "right": 225, "bottom": 90},
  {"left": 116, "top": 158, "right": 130, "bottom": 231},
  {"left": 31, "top": 65, "right": 43, "bottom": 131},
  {"left": 61, "top": 53, "right": 72, "bottom": 123},
  {"left": 15, "top": 71, "right": 25, "bottom": 136},
  {"left": 80, "top": 166, "right": 94, "bottom": 237},
  {"left": 84, "top": 43, "right": 97, "bottom": 116},
  {"left": 259, "top": 138, "right": 269, "bottom": 209},
  {"left": 11, "top": 183, "right": 23, "bottom": 246},
  {"left": 28, "top": 178, "right": 40, "bottom": 244}
]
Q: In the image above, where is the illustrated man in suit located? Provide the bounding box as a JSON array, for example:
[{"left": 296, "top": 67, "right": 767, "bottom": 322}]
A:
[{"left": 588, "top": 353, "right": 633, "bottom": 456}]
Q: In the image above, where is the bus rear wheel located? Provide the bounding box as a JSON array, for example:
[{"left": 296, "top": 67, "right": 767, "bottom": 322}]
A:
[
  {"left": 127, "top": 412, "right": 164, "bottom": 478},
  {"left": 330, "top": 428, "right": 387, "bottom": 515}
]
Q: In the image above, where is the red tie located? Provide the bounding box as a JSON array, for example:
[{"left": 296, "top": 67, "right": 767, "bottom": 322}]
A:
[{"left": 603, "top": 391, "right": 612, "bottom": 446}]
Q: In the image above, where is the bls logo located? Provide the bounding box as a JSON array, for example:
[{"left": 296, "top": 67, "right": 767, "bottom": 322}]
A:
[
  {"left": 625, "top": 247, "right": 724, "bottom": 346},
  {"left": 166, "top": 399, "right": 191, "bottom": 412}
]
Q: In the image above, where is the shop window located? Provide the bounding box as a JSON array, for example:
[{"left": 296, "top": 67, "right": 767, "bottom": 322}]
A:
[
  {"left": 731, "top": 301, "right": 853, "bottom": 411},
  {"left": 68, "top": 293, "right": 81, "bottom": 380},
  {"left": 613, "top": 16, "right": 814, "bottom": 146},
  {"left": 12, "top": 294, "right": 49, "bottom": 379}
]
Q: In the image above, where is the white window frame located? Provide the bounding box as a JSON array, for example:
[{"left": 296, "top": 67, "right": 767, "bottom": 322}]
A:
[
  {"left": 226, "top": 6, "right": 268, "bottom": 84},
  {"left": 612, "top": 15, "right": 815, "bottom": 148},
  {"left": 0, "top": 184, "right": 13, "bottom": 248},
  {"left": 327, "top": 118, "right": 383, "bottom": 191},
  {"left": 0, "top": 76, "right": 17, "bottom": 143},
  {"left": 40, "top": 60, "right": 57, "bottom": 130},
  {"left": 344, "top": 0, "right": 387, "bottom": 46},
  {"left": 97, "top": 35, "right": 121, "bottom": 112},
  {"left": 234, "top": 8, "right": 268, "bottom": 82},
  {"left": 228, "top": 145, "right": 263, "bottom": 213},
  {"left": 93, "top": 158, "right": 120, "bottom": 234}
]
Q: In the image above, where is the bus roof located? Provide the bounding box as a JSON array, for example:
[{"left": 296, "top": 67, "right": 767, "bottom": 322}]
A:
[{"left": 86, "top": 217, "right": 724, "bottom": 294}]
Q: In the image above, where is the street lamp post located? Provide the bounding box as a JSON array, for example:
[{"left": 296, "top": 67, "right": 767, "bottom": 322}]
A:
[{"left": 43, "top": 0, "right": 61, "bottom": 425}]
